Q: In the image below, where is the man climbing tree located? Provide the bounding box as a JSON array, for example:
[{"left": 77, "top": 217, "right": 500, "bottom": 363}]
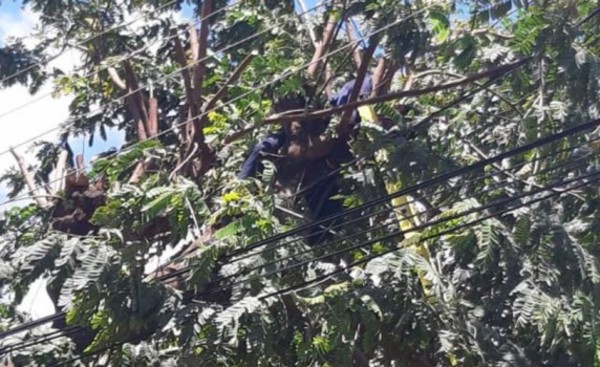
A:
[{"left": 0, "top": 1, "right": 599, "bottom": 366}]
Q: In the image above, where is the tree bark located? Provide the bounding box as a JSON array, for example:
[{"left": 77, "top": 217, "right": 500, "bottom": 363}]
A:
[{"left": 9, "top": 147, "right": 50, "bottom": 208}]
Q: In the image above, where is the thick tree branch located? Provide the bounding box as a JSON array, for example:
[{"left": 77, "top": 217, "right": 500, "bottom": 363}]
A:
[
  {"left": 192, "top": 0, "right": 214, "bottom": 108},
  {"left": 172, "top": 34, "right": 196, "bottom": 115},
  {"left": 338, "top": 36, "right": 379, "bottom": 136},
  {"left": 9, "top": 147, "right": 50, "bottom": 208},
  {"left": 371, "top": 57, "right": 387, "bottom": 97},
  {"left": 52, "top": 149, "right": 69, "bottom": 195},
  {"left": 267, "top": 58, "right": 530, "bottom": 125},
  {"left": 188, "top": 23, "right": 200, "bottom": 62},
  {"left": 307, "top": 5, "right": 339, "bottom": 79},
  {"left": 107, "top": 67, "right": 127, "bottom": 90},
  {"left": 202, "top": 53, "right": 255, "bottom": 118},
  {"left": 121, "top": 61, "right": 149, "bottom": 141},
  {"left": 345, "top": 20, "right": 363, "bottom": 69},
  {"left": 148, "top": 97, "right": 158, "bottom": 137}
]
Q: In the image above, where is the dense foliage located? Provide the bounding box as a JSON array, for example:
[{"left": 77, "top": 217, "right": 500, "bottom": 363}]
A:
[{"left": 1, "top": 0, "right": 600, "bottom": 365}]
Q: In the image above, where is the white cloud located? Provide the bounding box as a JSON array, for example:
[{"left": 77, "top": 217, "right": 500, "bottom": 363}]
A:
[
  {"left": 1, "top": 2, "right": 188, "bottom": 321},
  {"left": 0, "top": 6, "right": 37, "bottom": 43},
  {"left": 0, "top": 4, "right": 73, "bottom": 319}
]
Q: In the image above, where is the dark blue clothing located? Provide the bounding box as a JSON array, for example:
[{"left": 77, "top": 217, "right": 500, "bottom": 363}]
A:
[
  {"left": 238, "top": 132, "right": 286, "bottom": 179},
  {"left": 328, "top": 75, "right": 373, "bottom": 107}
]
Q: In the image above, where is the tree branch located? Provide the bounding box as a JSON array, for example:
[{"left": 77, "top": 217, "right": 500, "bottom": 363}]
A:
[
  {"left": 192, "top": 0, "right": 214, "bottom": 109},
  {"left": 267, "top": 58, "right": 530, "bottom": 125},
  {"left": 188, "top": 23, "right": 199, "bottom": 62},
  {"left": 107, "top": 67, "right": 127, "bottom": 90},
  {"left": 52, "top": 149, "right": 69, "bottom": 195},
  {"left": 122, "top": 61, "right": 149, "bottom": 141},
  {"left": 9, "top": 147, "right": 50, "bottom": 208},
  {"left": 172, "top": 33, "right": 196, "bottom": 115},
  {"left": 307, "top": 5, "right": 339, "bottom": 79},
  {"left": 338, "top": 36, "right": 379, "bottom": 136},
  {"left": 202, "top": 53, "right": 255, "bottom": 117},
  {"left": 371, "top": 57, "right": 387, "bottom": 97},
  {"left": 148, "top": 97, "right": 158, "bottom": 137},
  {"left": 345, "top": 20, "right": 363, "bottom": 69}
]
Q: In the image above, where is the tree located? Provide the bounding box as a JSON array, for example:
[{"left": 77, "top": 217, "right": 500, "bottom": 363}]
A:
[{"left": 0, "top": 0, "right": 599, "bottom": 365}]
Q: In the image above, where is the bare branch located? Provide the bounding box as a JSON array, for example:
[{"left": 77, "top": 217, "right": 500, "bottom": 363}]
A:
[
  {"left": 172, "top": 34, "right": 196, "bottom": 113},
  {"left": 202, "top": 53, "right": 255, "bottom": 116},
  {"left": 188, "top": 23, "right": 199, "bottom": 62},
  {"left": 52, "top": 149, "right": 69, "bottom": 195},
  {"left": 265, "top": 58, "right": 530, "bottom": 126},
  {"left": 308, "top": 6, "right": 339, "bottom": 79},
  {"left": 9, "top": 147, "right": 50, "bottom": 208},
  {"left": 338, "top": 36, "right": 379, "bottom": 136},
  {"left": 192, "top": 0, "right": 214, "bottom": 107},
  {"left": 128, "top": 161, "right": 146, "bottom": 184},
  {"left": 371, "top": 57, "right": 387, "bottom": 97},
  {"left": 345, "top": 20, "right": 363, "bottom": 69},
  {"left": 123, "top": 61, "right": 149, "bottom": 141},
  {"left": 148, "top": 97, "right": 158, "bottom": 137},
  {"left": 107, "top": 67, "right": 127, "bottom": 90},
  {"left": 75, "top": 154, "right": 84, "bottom": 171}
]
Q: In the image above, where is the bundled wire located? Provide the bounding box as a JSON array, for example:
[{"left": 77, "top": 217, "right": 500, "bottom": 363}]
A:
[
  {"left": 0, "top": 117, "right": 597, "bottom": 358},
  {"left": 43, "top": 164, "right": 600, "bottom": 367},
  {"left": 0, "top": 0, "right": 330, "bottom": 156},
  {"left": 0, "top": 2, "right": 436, "bottom": 167}
]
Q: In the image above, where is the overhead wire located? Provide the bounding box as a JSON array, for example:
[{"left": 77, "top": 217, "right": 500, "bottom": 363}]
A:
[
  {"left": 32, "top": 167, "right": 600, "bottom": 366},
  {"left": 0, "top": 0, "right": 191, "bottom": 87},
  {"left": 0, "top": 0, "right": 331, "bottom": 157},
  {"left": 4, "top": 165, "right": 595, "bottom": 358},
  {"left": 0, "top": 118, "right": 597, "bottom": 353},
  {"left": 0, "top": 3, "right": 434, "bottom": 207},
  {"left": 224, "top": 148, "right": 597, "bottom": 270},
  {"left": 1, "top": 1, "right": 596, "bottom": 356}
]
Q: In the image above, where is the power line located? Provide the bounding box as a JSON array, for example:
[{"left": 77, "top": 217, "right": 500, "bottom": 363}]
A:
[
  {"left": 6, "top": 169, "right": 595, "bottom": 358},
  {"left": 0, "top": 120, "right": 596, "bottom": 350},
  {"left": 0, "top": 0, "right": 283, "bottom": 122},
  {"left": 0, "top": 0, "right": 189, "bottom": 87},
  {"left": 31, "top": 170, "right": 600, "bottom": 366},
  {"left": 0, "top": 3, "right": 432, "bottom": 206},
  {"left": 256, "top": 172, "right": 600, "bottom": 301},
  {"left": 226, "top": 150, "right": 597, "bottom": 270},
  {"left": 0, "top": 1, "right": 330, "bottom": 157},
  {"left": 222, "top": 118, "right": 600, "bottom": 260}
]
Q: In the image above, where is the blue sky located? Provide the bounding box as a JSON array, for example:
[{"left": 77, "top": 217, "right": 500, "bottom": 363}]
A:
[
  {"left": 0, "top": 0, "right": 410, "bottom": 210},
  {"left": 0, "top": 0, "right": 322, "bottom": 210}
]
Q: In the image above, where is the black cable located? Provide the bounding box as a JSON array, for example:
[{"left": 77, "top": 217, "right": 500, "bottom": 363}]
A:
[
  {"left": 199, "top": 170, "right": 600, "bottom": 301},
  {"left": 43, "top": 170, "right": 600, "bottom": 366},
  {"left": 223, "top": 118, "right": 600, "bottom": 260},
  {"left": 228, "top": 147, "right": 596, "bottom": 265},
  {"left": 1, "top": 121, "right": 597, "bottom": 349},
  {"left": 0, "top": 326, "right": 79, "bottom": 355},
  {"left": 256, "top": 173, "right": 600, "bottom": 301}
]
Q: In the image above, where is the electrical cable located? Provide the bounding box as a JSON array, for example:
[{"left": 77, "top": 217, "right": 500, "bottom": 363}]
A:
[
  {"left": 0, "top": 4, "right": 434, "bottom": 207},
  {"left": 34, "top": 169, "right": 600, "bottom": 366},
  {"left": 0, "top": 117, "right": 597, "bottom": 345},
  {"left": 0, "top": 1, "right": 330, "bottom": 156},
  {"left": 0, "top": 11, "right": 595, "bottom": 352},
  {"left": 0, "top": 0, "right": 201, "bottom": 87},
  {"left": 255, "top": 172, "right": 600, "bottom": 301},
  {"left": 222, "top": 118, "right": 600, "bottom": 260},
  {"left": 1, "top": 118, "right": 597, "bottom": 343},
  {"left": 225, "top": 150, "right": 597, "bottom": 270},
  {"left": 0, "top": 126, "right": 596, "bottom": 354}
]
